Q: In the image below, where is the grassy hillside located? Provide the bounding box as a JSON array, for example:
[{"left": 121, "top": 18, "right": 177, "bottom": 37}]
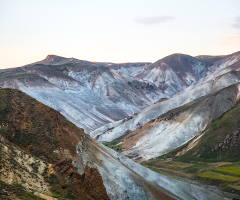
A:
[{"left": 0, "top": 88, "right": 85, "bottom": 163}]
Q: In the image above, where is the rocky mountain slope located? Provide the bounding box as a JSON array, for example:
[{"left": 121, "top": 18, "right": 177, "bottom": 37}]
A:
[
  {"left": 0, "top": 88, "right": 223, "bottom": 199},
  {"left": 132, "top": 51, "right": 240, "bottom": 96},
  {"left": 92, "top": 51, "right": 240, "bottom": 161},
  {"left": 160, "top": 92, "right": 240, "bottom": 163},
  {"left": 132, "top": 54, "right": 208, "bottom": 96},
  {"left": 0, "top": 55, "right": 167, "bottom": 133},
  {"left": 91, "top": 69, "right": 240, "bottom": 141},
  {"left": 118, "top": 81, "right": 240, "bottom": 160}
]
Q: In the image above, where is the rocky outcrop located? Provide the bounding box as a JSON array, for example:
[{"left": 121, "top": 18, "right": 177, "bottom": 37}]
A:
[
  {"left": 0, "top": 137, "right": 51, "bottom": 198},
  {"left": 52, "top": 159, "right": 110, "bottom": 200},
  {"left": 212, "top": 128, "right": 240, "bottom": 152},
  {"left": 83, "top": 166, "right": 110, "bottom": 200}
]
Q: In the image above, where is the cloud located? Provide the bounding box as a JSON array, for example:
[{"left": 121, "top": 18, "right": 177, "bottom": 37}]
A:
[
  {"left": 135, "top": 15, "right": 175, "bottom": 26},
  {"left": 233, "top": 16, "right": 240, "bottom": 29},
  {"left": 220, "top": 34, "right": 240, "bottom": 45}
]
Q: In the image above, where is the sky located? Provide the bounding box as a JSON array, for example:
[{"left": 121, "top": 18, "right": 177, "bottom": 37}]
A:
[{"left": 1, "top": 0, "right": 240, "bottom": 69}]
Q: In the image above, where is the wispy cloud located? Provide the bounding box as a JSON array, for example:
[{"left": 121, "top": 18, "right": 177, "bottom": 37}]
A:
[
  {"left": 233, "top": 16, "right": 240, "bottom": 29},
  {"left": 135, "top": 15, "right": 175, "bottom": 26},
  {"left": 220, "top": 34, "right": 240, "bottom": 45}
]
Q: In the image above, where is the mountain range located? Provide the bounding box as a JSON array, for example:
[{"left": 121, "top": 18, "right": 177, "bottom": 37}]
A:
[{"left": 1, "top": 50, "right": 240, "bottom": 199}]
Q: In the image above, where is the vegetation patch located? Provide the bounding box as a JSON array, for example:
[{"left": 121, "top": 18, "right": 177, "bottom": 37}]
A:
[
  {"left": 142, "top": 160, "right": 215, "bottom": 176},
  {"left": 215, "top": 165, "right": 240, "bottom": 176},
  {"left": 102, "top": 135, "right": 125, "bottom": 152},
  {"left": 143, "top": 158, "right": 240, "bottom": 195},
  {"left": 182, "top": 163, "right": 210, "bottom": 173},
  {"left": 0, "top": 180, "right": 44, "bottom": 200},
  {"left": 151, "top": 169, "right": 186, "bottom": 182},
  {"left": 198, "top": 171, "right": 240, "bottom": 182},
  {"left": 228, "top": 184, "right": 240, "bottom": 191}
]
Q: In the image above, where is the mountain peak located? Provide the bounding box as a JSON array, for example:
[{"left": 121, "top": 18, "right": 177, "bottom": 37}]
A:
[{"left": 43, "top": 54, "right": 66, "bottom": 64}]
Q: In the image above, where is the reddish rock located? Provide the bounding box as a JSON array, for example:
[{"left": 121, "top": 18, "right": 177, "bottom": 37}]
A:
[
  {"left": 83, "top": 166, "right": 110, "bottom": 200},
  {"left": 52, "top": 159, "right": 110, "bottom": 200}
]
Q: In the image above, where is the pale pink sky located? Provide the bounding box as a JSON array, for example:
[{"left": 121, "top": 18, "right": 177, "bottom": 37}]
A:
[{"left": 1, "top": 0, "right": 240, "bottom": 69}]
